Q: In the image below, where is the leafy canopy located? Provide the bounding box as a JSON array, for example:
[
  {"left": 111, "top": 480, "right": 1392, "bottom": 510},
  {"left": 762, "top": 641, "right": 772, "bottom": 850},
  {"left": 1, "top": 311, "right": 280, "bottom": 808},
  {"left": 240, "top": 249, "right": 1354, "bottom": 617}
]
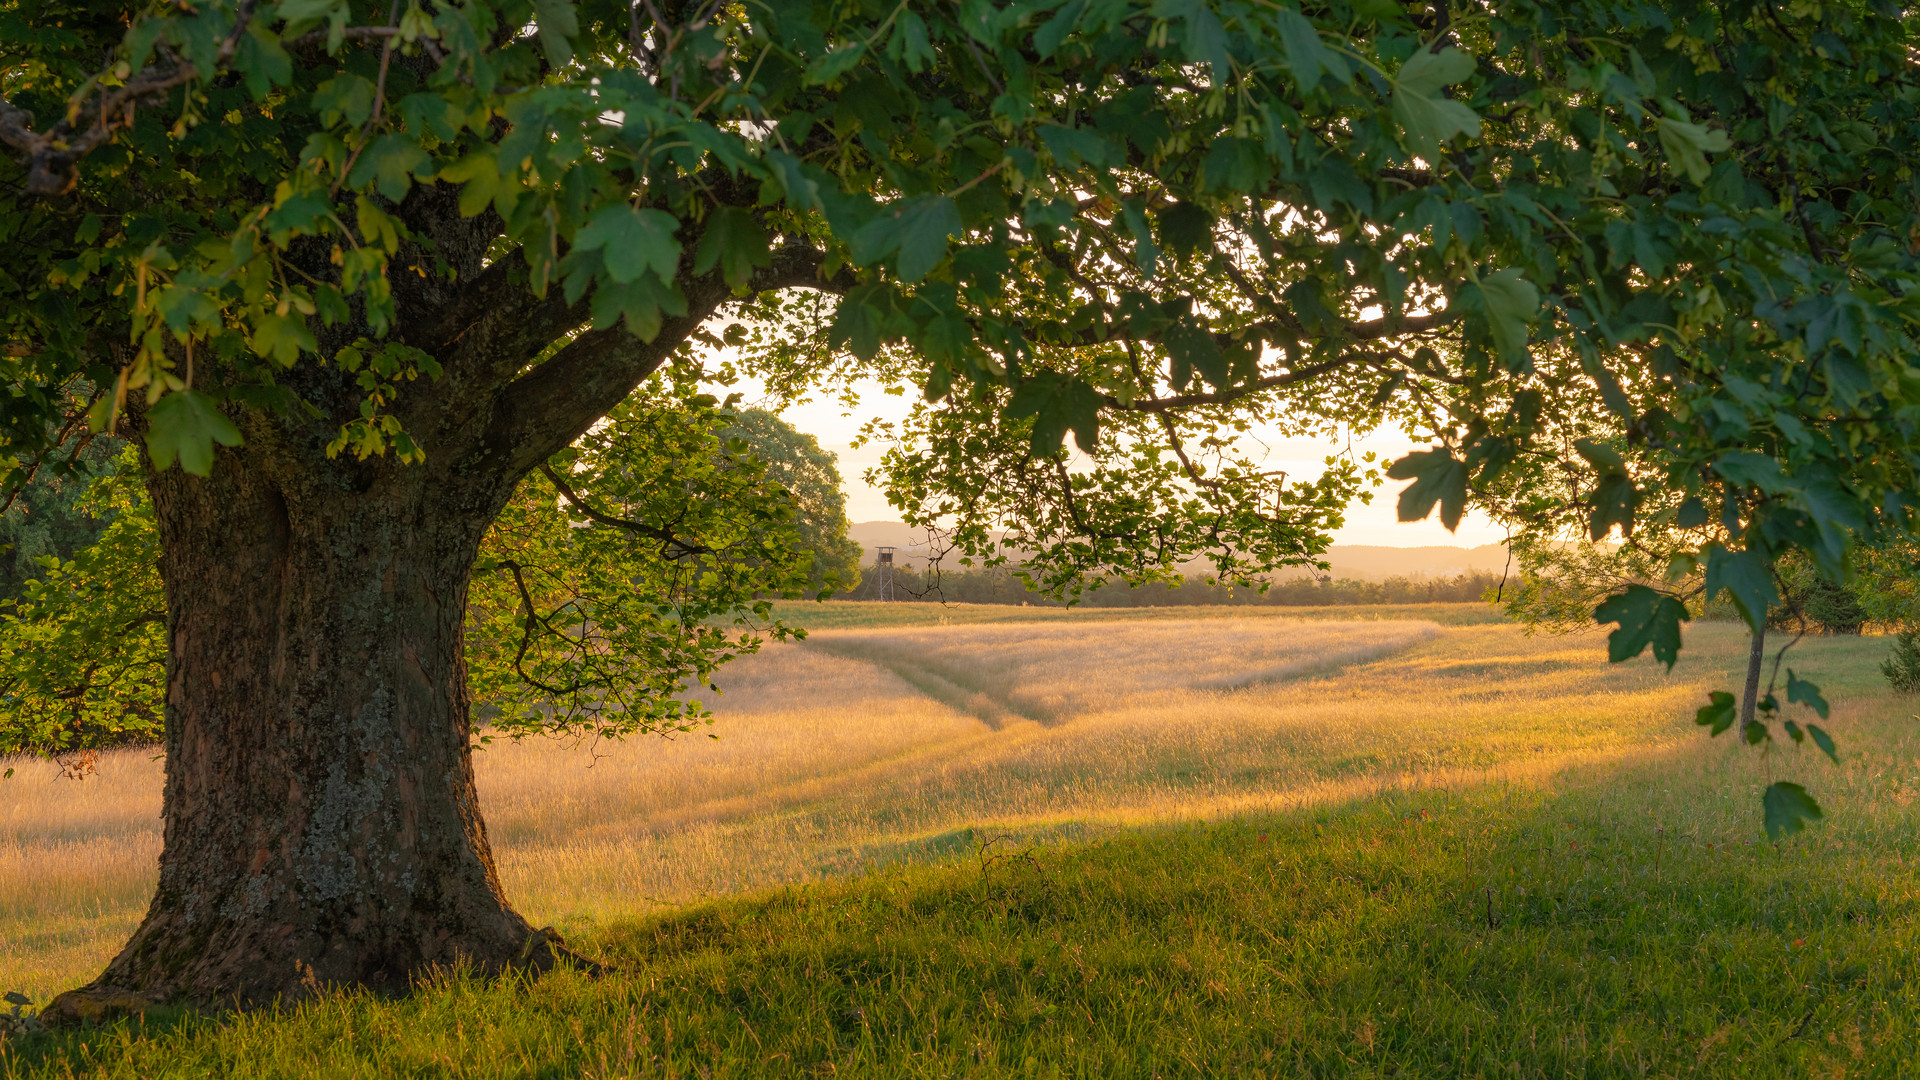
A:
[
  {"left": 0, "top": 386, "right": 832, "bottom": 759},
  {"left": 3, "top": 0, "right": 1920, "bottom": 829}
]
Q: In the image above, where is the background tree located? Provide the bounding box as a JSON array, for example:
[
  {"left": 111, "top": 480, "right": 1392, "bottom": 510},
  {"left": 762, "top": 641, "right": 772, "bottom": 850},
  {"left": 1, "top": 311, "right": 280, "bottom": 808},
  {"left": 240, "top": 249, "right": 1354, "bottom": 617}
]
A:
[
  {"left": 717, "top": 406, "right": 864, "bottom": 593},
  {"left": 3, "top": 0, "right": 1919, "bottom": 1014},
  {"left": 0, "top": 387, "right": 816, "bottom": 755},
  {"left": 0, "top": 438, "right": 117, "bottom": 600}
]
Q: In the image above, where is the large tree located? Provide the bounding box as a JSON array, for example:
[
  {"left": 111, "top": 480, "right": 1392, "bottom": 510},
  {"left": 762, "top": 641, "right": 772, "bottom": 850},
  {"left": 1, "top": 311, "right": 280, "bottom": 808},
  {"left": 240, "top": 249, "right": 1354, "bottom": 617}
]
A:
[{"left": 3, "top": 0, "right": 1918, "bottom": 1013}]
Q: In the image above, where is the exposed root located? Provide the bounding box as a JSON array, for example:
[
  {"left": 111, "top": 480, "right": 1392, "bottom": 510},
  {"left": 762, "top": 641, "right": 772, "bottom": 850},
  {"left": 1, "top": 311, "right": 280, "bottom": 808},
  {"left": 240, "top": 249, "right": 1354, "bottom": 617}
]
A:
[{"left": 40, "top": 926, "right": 612, "bottom": 1028}]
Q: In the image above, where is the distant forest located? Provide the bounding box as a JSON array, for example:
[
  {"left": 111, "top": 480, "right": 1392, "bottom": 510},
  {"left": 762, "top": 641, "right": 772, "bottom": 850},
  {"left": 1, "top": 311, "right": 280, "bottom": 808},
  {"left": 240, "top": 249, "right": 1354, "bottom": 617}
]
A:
[{"left": 845, "top": 565, "right": 1504, "bottom": 608}]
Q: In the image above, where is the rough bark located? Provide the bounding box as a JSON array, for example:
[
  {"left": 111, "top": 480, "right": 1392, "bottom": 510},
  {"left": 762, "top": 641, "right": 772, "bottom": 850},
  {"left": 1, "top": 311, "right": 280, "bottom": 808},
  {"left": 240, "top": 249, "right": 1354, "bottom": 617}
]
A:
[
  {"left": 47, "top": 429, "right": 569, "bottom": 1018},
  {"left": 37, "top": 182, "right": 829, "bottom": 1017}
]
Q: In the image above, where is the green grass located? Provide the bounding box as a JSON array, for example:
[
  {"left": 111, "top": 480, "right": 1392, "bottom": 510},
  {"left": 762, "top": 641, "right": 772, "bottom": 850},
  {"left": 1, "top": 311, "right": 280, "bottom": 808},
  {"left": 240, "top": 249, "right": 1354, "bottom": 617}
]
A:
[
  {"left": 773, "top": 598, "right": 1514, "bottom": 629},
  {"left": 4, "top": 631, "right": 1915, "bottom": 1076}
]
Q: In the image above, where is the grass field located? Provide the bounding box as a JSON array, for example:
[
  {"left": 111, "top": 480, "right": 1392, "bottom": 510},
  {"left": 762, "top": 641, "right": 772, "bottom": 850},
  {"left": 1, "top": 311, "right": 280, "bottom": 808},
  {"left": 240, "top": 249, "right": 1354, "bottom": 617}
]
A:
[{"left": 3, "top": 603, "right": 1916, "bottom": 1076}]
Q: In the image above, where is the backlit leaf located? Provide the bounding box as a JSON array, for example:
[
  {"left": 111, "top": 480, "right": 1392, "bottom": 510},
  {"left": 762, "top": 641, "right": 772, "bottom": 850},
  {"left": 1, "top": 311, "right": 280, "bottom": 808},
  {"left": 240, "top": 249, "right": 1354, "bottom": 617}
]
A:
[
  {"left": 1391, "top": 48, "right": 1480, "bottom": 159},
  {"left": 1705, "top": 544, "right": 1777, "bottom": 632},
  {"left": 1480, "top": 269, "right": 1539, "bottom": 361},
  {"left": 1593, "top": 584, "right": 1688, "bottom": 669},
  {"left": 1006, "top": 371, "right": 1101, "bottom": 455},
  {"left": 693, "top": 207, "right": 772, "bottom": 290},
  {"left": 1388, "top": 448, "right": 1466, "bottom": 530}
]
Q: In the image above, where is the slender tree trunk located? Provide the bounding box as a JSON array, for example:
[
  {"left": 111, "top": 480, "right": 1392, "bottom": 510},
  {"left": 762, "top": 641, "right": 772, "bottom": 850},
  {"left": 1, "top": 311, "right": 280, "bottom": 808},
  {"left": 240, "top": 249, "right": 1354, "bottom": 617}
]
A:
[
  {"left": 1739, "top": 619, "right": 1768, "bottom": 729},
  {"left": 47, "top": 438, "right": 566, "bottom": 1018}
]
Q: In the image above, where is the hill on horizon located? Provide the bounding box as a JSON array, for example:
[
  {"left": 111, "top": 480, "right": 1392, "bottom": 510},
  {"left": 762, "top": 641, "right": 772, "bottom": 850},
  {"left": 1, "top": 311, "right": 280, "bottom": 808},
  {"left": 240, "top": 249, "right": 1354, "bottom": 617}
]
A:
[{"left": 845, "top": 521, "right": 1508, "bottom": 583}]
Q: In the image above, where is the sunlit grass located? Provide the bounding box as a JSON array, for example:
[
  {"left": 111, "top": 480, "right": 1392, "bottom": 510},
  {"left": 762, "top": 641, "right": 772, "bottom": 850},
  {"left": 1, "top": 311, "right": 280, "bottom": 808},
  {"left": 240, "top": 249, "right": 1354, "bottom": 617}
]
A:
[
  {"left": 769, "top": 598, "right": 1513, "bottom": 629},
  {"left": 2, "top": 604, "right": 1912, "bottom": 1075}
]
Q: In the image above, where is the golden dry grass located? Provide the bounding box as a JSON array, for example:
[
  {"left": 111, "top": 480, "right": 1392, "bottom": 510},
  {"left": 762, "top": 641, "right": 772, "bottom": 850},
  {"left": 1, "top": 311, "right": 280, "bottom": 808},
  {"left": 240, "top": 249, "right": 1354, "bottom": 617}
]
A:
[{"left": 0, "top": 613, "right": 1750, "bottom": 1003}]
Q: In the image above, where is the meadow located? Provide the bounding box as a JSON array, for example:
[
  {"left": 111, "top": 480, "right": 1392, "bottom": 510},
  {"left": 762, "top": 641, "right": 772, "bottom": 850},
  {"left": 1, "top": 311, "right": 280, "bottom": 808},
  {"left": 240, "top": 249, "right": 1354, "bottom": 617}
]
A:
[{"left": 1, "top": 602, "right": 1915, "bottom": 1076}]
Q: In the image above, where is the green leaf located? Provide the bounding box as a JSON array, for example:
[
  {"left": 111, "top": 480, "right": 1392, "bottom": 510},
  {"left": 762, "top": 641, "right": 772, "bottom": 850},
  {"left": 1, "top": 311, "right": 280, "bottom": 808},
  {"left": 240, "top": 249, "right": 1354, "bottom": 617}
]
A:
[
  {"left": 1154, "top": 202, "right": 1214, "bottom": 258},
  {"left": 1388, "top": 448, "right": 1466, "bottom": 530},
  {"left": 398, "top": 92, "right": 462, "bottom": 141},
  {"left": 575, "top": 206, "right": 682, "bottom": 285},
  {"left": 1038, "top": 124, "right": 1114, "bottom": 171},
  {"left": 805, "top": 43, "right": 866, "bottom": 85},
  {"left": 1762, "top": 781, "right": 1822, "bottom": 841},
  {"left": 236, "top": 26, "right": 293, "bottom": 100},
  {"left": 146, "top": 390, "right": 243, "bottom": 476},
  {"left": 250, "top": 312, "right": 316, "bottom": 366},
  {"left": 1163, "top": 318, "right": 1226, "bottom": 389},
  {"left": 533, "top": 0, "right": 579, "bottom": 69},
  {"left": 1390, "top": 47, "right": 1480, "bottom": 159},
  {"left": 589, "top": 272, "right": 687, "bottom": 341},
  {"left": 1695, "top": 690, "right": 1737, "bottom": 735},
  {"left": 346, "top": 135, "right": 429, "bottom": 202},
  {"left": 276, "top": 0, "right": 347, "bottom": 29},
  {"left": 1005, "top": 372, "right": 1101, "bottom": 455},
  {"left": 1807, "top": 722, "right": 1839, "bottom": 764},
  {"left": 1786, "top": 668, "right": 1831, "bottom": 719},
  {"left": 765, "top": 151, "right": 822, "bottom": 213},
  {"left": 693, "top": 207, "right": 772, "bottom": 290},
  {"left": 1589, "top": 472, "right": 1637, "bottom": 541},
  {"left": 828, "top": 286, "right": 893, "bottom": 361},
  {"left": 888, "top": 11, "right": 934, "bottom": 71},
  {"left": 438, "top": 149, "right": 518, "bottom": 219},
  {"left": 1273, "top": 7, "right": 1331, "bottom": 89},
  {"left": 1396, "top": 46, "right": 1477, "bottom": 95},
  {"left": 1593, "top": 584, "right": 1688, "bottom": 668},
  {"left": 1034, "top": 0, "right": 1085, "bottom": 57},
  {"left": 851, "top": 196, "right": 961, "bottom": 283},
  {"left": 312, "top": 74, "right": 375, "bottom": 128},
  {"left": 1479, "top": 269, "right": 1538, "bottom": 361},
  {"left": 1201, "top": 137, "right": 1269, "bottom": 194},
  {"left": 1705, "top": 544, "right": 1777, "bottom": 632},
  {"left": 1121, "top": 199, "right": 1157, "bottom": 276},
  {"left": 1656, "top": 115, "right": 1729, "bottom": 185},
  {"left": 1573, "top": 437, "right": 1626, "bottom": 473},
  {"left": 1714, "top": 451, "right": 1783, "bottom": 492},
  {"left": 1167, "top": 0, "right": 1231, "bottom": 76}
]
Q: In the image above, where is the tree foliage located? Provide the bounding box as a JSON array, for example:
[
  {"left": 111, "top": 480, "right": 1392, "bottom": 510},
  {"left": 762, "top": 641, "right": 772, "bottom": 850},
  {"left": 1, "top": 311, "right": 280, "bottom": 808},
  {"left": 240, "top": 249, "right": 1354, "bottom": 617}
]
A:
[
  {"left": 1, "top": 0, "right": 1917, "bottom": 834},
  {"left": 716, "top": 406, "right": 864, "bottom": 592},
  {"left": 0, "top": 386, "right": 823, "bottom": 756},
  {"left": 0, "top": 448, "right": 163, "bottom": 762}
]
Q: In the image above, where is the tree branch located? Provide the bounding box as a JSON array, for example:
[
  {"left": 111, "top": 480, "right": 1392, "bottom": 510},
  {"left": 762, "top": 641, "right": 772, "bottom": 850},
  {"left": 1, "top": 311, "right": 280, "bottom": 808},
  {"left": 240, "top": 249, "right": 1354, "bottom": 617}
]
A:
[
  {"left": 1, "top": 2, "right": 266, "bottom": 194},
  {"left": 1102, "top": 351, "right": 1365, "bottom": 413},
  {"left": 538, "top": 464, "right": 713, "bottom": 558}
]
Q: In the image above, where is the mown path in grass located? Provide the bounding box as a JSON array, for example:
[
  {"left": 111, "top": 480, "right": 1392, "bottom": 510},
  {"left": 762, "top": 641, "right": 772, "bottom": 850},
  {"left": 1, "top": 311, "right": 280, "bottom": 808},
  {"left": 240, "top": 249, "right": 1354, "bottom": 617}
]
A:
[
  {"left": 0, "top": 610, "right": 1809, "bottom": 1001},
  {"left": 5, "top": 608, "right": 1915, "bottom": 1075}
]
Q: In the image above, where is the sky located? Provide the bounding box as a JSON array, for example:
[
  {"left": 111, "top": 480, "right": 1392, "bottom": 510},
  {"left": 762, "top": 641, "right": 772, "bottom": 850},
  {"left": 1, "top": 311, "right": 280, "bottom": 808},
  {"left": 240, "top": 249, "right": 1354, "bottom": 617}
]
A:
[{"left": 743, "top": 376, "right": 1508, "bottom": 549}]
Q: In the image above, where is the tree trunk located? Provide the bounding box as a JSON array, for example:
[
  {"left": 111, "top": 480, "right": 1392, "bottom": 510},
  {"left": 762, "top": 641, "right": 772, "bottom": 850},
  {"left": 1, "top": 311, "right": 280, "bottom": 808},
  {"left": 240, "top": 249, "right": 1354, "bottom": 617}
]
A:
[
  {"left": 1739, "top": 620, "right": 1767, "bottom": 729},
  {"left": 47, "top": 438, "right": 566, "bottom": 1018}
]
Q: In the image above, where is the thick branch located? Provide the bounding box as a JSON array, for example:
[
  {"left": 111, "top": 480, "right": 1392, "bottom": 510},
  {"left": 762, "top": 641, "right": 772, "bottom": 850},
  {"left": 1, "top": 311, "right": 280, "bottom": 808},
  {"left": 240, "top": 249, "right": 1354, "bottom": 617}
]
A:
[
  {"left": 453, "top": 237, "right": 837, "bottom": 486},
  {"left": 538, "top": 465, "right": 713, "bottom": 558},
  {"left": 479, "top": 319, "right": 700, "bottom": 483},
  {"left": 411, "top": 259, "right": 585, "bottom": 380},
  {"left": 1, "top": 2, "right": 268, "bottom": 194}
]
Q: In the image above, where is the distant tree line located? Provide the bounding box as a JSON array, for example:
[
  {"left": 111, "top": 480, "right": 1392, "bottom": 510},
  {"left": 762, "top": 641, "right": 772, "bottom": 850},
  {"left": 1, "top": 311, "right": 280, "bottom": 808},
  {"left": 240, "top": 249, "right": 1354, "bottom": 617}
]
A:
[{"left": 849, "top": 565, "right": 1505, "bottom": 608}]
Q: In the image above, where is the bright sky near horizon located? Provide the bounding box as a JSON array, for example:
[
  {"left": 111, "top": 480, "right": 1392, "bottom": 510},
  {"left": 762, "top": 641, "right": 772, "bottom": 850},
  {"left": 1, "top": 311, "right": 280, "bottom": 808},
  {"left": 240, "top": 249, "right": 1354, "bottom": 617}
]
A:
[{"left": 736, "top": 375, "right": 1508, "bottom": 549}]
